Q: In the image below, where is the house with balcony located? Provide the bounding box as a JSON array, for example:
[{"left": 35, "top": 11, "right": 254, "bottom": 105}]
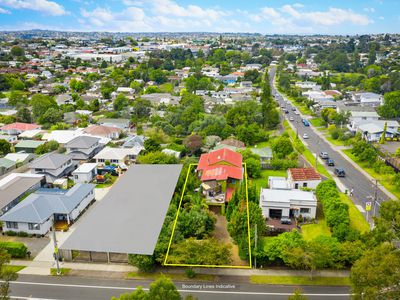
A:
[
  {"left": 65, "top": 136, "right": 103, "bottom": 161},
  {"left": 197, "top": 148, "right": 243, "bottom": 203}
]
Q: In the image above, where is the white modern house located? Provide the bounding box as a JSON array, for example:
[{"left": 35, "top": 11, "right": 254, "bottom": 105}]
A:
[
  {"left": 260, "top": 187, "right": 317, "bottom": 220},
  {"left": 347, "top": 111, "right": 380, "bottom": 133},
  {"left": 352, "top": 92, "right": 383, "bottom": 107},
  {"left": 28, "top": 153, "right": 77, "bottom": 183},
  {"left": 94, "top": 147, "right": 142, "bottom": 166},
  {"left": 72, "top": 163, "right": 98, "bottom": 183},
  {"left": 0, "top": 183, "right": 95, "bottom": 235}
]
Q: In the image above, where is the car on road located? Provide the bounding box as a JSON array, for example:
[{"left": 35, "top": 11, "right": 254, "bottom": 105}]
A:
[
  {"left": 281, "top": 104, "right": 285, "bottom": 108},
  {"left": 291, "top": 107, "right": 296, "bottom": 111},
  {"left": 289, "top": 116, "right": 294, "bottom": 121},
  {"left": 280, "top": 217, "right": 292, "bottom": 225},
  {"left": 319, "top": 152, "right": 329, "bottom": 159},
  {"left": 334, "top": 168, "right": 346, "bottom": 177},
  {"left": 302, "top": 119, "right": 310, "bottom": 126},
  {"left": 327, "top": 159, "right": 335, "bottom": 166},
  {"left": 284, "top": 109, "right": 289, "bottom": 114},
  {"left": 294, "top": 110, "right": 300, "bottom": 115},
  {"left": 303, "top": 133, "right": 309, "bottom": 139}
]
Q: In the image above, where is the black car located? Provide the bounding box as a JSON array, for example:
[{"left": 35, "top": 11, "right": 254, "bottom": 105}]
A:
[
  {"left": 284, "top": 109, "right": 289, "bottom": 114},
  {"left": 334, "top": 168, "right": 346, "bottom": 177},
  {"left": 327, "top": 159, "right": 335, "bottom": 166}
]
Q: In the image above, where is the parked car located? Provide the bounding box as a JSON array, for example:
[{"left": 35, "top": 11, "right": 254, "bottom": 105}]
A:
[
  {"left": 319, "top": 152, "right": 329, "bottom": 159},
  {"left": 280, "top": 217, "right": 292, "bottom": 225},
  {"left": 327, "top": 159, "right": 335, "bottom": 166},
  {"left": 294, "top": 110, "right": 300, "bottom": 115},
  {"left": 302, "top": 119, "right": 310, "bottom": 126},
  {"left": 289, "top": 116, "right": 294, "bottom": 121},
  {"left": 284, "top": 109, "right": 289, "bottom": 114},
  {"left": 291, "top": 107, "right": 296, "bottom": 111},
  {"left": 303, "top": 133, "right": 309, "bottom": 139},
  {"left": 334, "top": 168, "right": 346, "bottom": 177}
]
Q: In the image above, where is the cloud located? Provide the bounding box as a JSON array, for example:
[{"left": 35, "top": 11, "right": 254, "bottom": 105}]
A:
[
  {"left": 80, "top": 6, "right": 151, "bottom": 31},
  {"left": 0, "top": 7, "right": 10, "bottom": 13},
  {"left": 364, "top": 7, "right": 376, "bottom": 13},
  {"left": 0, "top": 0, "right": 66, "bottom": 16}
]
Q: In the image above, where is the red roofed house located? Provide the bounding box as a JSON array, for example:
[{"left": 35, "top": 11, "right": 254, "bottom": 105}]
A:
[
  {"left": 0, "top": 123, "right": 41, "bottom": 136},
  {"left": 197, "top": 148, "right": 243, "bottom": 202},
  {"left": 287, "top": 168, "right": 322, "bottom": 190}
]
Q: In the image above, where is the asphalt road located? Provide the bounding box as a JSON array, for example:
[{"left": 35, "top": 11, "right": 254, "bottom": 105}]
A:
[
  {"left": 8, "top": 274, "right": 351, "bottom": 300},
  {"left": 269, "top": 66, "right": 390, "bottom": 222}
]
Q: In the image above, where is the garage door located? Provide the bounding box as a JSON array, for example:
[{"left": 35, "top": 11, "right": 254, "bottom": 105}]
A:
[{"left": 269, "top": 209, "right": 282, "bottom": 219}]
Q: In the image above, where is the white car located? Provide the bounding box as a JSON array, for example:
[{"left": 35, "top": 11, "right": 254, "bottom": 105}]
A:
[
  {"left": 303, "top": 133, "right": 309, "bottom": 139},
  {"left": 294, "top": 110, "right": 300, "bottom": 115},
  {"left": 289, "top": 116, "right": 294, "bottom": 121}
]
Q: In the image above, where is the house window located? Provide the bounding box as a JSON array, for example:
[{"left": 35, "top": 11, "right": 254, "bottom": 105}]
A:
[
  {"left": 74, "top": 175, "right": 78, "bottom": 179},
  {"left": 303, "top": 182, "right": 308, "bottom": 188},
  {"left": 294, "top": 183, "right": 299, "bottom": 189},
  {"left": 28, "top": 223, "right": 40, "bottom": 230},
  {"left": 98, "top": 159, "right": 105, "bottom": 163},
  {"left": 300, "top": 208, "right": 310, "bottom": 214},
  {"left": 6, "top": 222, "right": 18, "bottom": 229}
]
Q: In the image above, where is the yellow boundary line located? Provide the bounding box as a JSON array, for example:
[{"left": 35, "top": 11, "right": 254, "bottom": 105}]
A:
[{"left": 163, "top": 163, "right": 252, "bottom": 269}]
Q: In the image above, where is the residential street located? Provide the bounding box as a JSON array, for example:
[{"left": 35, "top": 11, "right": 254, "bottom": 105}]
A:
[
  {"left": 9, "top": 274, "right": 351, "bottom": 300},
  {"left": 269, "top": 66, "right": 391, "bottom": 222}
]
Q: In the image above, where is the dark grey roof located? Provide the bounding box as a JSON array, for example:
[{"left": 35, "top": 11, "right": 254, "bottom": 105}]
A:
[
  {"left": 0, "top": 183, "right": 95, "bottom": 223},
  {"left": 65, "top": 136, "right": 100, "bottom": 149},
  {"left": 29, "top": 153, "right": 71, "bottom": 170},
  {"left": 60, "top": 164, "right": 182, "bottom": 255},
  {"left": 0, "top": 175, "right": 43, "bottom": 210}
]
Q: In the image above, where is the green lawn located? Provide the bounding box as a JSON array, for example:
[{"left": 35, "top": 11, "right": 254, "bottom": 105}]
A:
[
  {"left": 50, "top": 268, "right": 71, "bottom": 276},
  {"left": 4, "top": 265, "right": 25, "bottom": 273},
  {"left": 250, "top": 169, "right": 287, "bottom": 190},
  {"left": 339, "top": 194, "right": 370, "bottom": 233},
  {"left": 95, "top": 175, "right": 118, "bottom": 188},
  {"left": 342, "top": 149, "right": 400, "bottom": 199},
  {"left": 127, "top": 271, "right": 215, "bottom": 281},
  {"left": 309, "top": 118, "right": 326, "bottom": 128},
  {"left": 325, "top": 135, "right": 347, "bottom": 147},
  {"left": 250, "top": 275, "right": 350, "bottom": 286},
  {"left": 301, "top": 204, "right": 331, "bottom": 240}
]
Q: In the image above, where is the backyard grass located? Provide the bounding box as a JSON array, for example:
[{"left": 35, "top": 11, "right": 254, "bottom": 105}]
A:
[
  {"left": 309, "top": 117, "right": 326, "bottom": 128},
  {"left": 4, "top": 265, "right": 26, "bottom": 273},
  {"left": 339, "top": 194, "right": 370, "bottom": 233},
  {"left": 342, "top": 149, "right": 400, "bottom": 199},
  {"left": 126, "top": 271, "right": 215, "bottom": 282},
  {"left": 250, "top": 169, "right": 287, "bottom": 190},
  {"left": 95, "top": 175, "right": 118, "bottom": 188},
  {"left": 50, "top": 268, "right": 71, "bottom": 276},
  {"left": 250, "top": 275, "right": 350, "bottom": 286},
  {"left": 301, "top": 204, "right": 331, "bottom": 240}
]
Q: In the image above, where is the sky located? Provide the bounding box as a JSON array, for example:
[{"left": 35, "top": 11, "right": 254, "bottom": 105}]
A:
[{"left": 0, "top": 0, "right": 399, "bottom": 34}]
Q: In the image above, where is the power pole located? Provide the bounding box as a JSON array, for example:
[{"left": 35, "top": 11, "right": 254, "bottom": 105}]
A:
[
  {"left": 52, "top": 219, "right": 61, "bottom": 275},
  {"left": 254, "top": 224, "right": 258, "bottom": 269}
]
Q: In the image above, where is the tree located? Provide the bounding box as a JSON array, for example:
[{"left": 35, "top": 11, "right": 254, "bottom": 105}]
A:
[
  {"left": 243, "top": 70, "right": 260, "bottom": 83},
  {"left": 137, "top": 152, "right": 179, "bottom": 164},
  {"left": 10, "top": 45, "right": 24, "bottom": 57},
  {"left": 244, "top": 157, "right": 261, "bottom": 178},
  {"left": 379, "top": 122, "right": 387, "bottom": 144},
  {"left": 128, "top": 254, "right": 155, "bottom": 272},
  {"left": 183, "top": 134, "right": 202, "bottom": 156},
  {"left": 144, "top": 138, "right": 161, "bottom": 153},
  {"left": 31, "top": 94, "right": 58, "bottom": 121},
  {"left": 0, "top": 140, "right": 11, "bottom": 156},
  {"left": 177, "top": 206, "right": 215, "bottom": 239},
  {"left": 8, "top": 91, "right": 28, "bottom": 107},
  {"left": 272, "top": 136, "right": 293, "bottom": 159},
  {"left": 351, "top": 243, "right": 400, "bottom": 300},
  {"left": 16, "top": 107, "right": 32, "bottom": 123},
  {"left": 131, "top": 98, "right": 151, "bottom": 121},
  {"left": 113, "top": 94, "right": 129, "bottom": 111},
  {"left": 38, "top": 108, "right": 63, "bottom": 126},
  {"left": 378, "top": 91, "right": 400, "bottom": 119},
  {"left": 0, "top": 248, "right": 18, "bottom": 299}
]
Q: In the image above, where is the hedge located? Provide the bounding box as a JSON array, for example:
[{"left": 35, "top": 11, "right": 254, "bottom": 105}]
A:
[
  {"left": 315, "top": 180, "right": 359, "bottom": 242},
  {"left": 0, "top": 241, "right": 28, "bottom": 258}
]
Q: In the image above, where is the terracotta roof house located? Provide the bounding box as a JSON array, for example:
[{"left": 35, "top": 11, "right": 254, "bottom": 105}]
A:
[
  {"left": 287, "top": 168, "right": 322, "bottom": 190},
  {"left": 197, "top": 148, "right": 243, "bottom": 202},
  {"left": 0, "top": 123, "right": 41, "bottom": 135},
  {"left": 83, "top": 125, "right": 121, "bottom": 140}
]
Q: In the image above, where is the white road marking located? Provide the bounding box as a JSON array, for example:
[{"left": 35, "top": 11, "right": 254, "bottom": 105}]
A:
[
  {"left": 356, "top": 205, "right": 365, "bottom": 213},
  {"left": 9, "top": 280, "right": 352, "bottom": 297}
]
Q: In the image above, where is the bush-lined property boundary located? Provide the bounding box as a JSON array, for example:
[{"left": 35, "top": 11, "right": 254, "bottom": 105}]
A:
[{"left": 163, "top": 163, "right": 252, "bottom": 268}]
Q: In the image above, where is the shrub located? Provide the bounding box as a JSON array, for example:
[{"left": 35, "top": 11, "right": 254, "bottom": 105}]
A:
[
  {"left": 17, "top": 231, "right": 29, "bottom": 237},
  {"left": 4, "top": 231, "right": 17, "bottom": 236},
  {"left": 0, "top": 241, "right": 27, "bottom": 258},
  {"left": 128, "top": 254, "right": 156, "bottom": 272},
  {"left": 270, "top": 158, "right": 298, "bottom": 170},
  {"left": 185, "top": 268, "right": 196, "bottom": 278}
]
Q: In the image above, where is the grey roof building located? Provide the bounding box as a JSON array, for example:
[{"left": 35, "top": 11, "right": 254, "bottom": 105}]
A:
[
  {"left": 0, "top": 183, "right": 95, "bottom": 235},
  {"left": 122, "top": 135, "right": 145, "bottom": 148},
  {"left": 0, "top": 158, "right": 16, "bottom": 176},
  {"left": 65, "top": 136, "right": 103, "bottom": 161},
  {"left": 61, "top": 164, "right": 182, "bottom": 257},
  {"left": 28, "top": 152, "right": 77, "bottom": 183}
]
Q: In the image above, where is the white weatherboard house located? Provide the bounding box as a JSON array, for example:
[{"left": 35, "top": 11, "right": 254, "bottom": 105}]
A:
[
  {"left": 287, "top": 168, "right": 322, "bottom": 190},
  {"left": 72, "top": 163, "right": 98, "bottom": 183},
  {"left": 94, "top": 147, "right": 142, "bottom": 165},
  {"left": 260, "top": 188, "right": 317, "bottom": 220},
  {"left": 0, "top": 183, "right": 95, "bottom": 235}
]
